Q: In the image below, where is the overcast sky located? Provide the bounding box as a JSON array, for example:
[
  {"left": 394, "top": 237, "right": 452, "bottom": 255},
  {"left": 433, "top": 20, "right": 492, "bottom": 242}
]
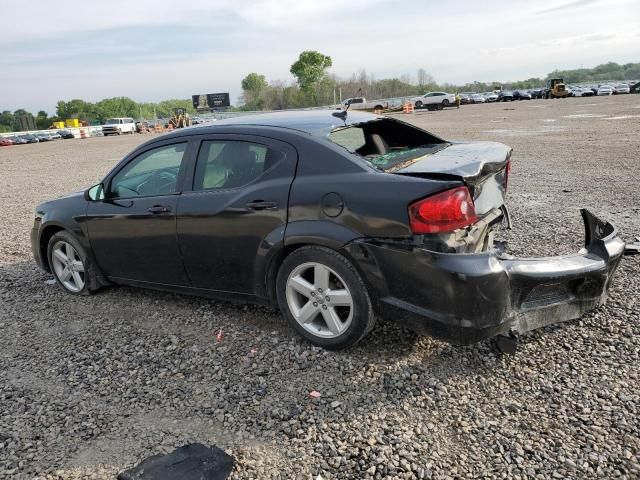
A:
[{"left": 1, "top": 0, "right": 638, "bottom": 114}]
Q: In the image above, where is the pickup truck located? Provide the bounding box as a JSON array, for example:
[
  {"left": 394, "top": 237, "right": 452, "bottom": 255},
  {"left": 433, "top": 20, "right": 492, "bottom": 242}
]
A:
[
  {"left": 412, "top": 92, "right": 456, "bottom": 110},
  {"left": 341, "top": 97, "right": 389, "bottom": 111}
]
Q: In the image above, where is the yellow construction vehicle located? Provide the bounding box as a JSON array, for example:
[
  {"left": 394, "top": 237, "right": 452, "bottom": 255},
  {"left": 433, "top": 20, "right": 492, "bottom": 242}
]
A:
[
  {"left": 169, "top": 108, "right": 192, "bottom": 128},
  {"left": 545, "top": 78, "right": 569, "bottom": 99}
]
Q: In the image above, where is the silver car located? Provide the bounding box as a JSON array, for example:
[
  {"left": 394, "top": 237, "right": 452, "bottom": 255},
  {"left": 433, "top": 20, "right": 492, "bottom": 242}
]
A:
[{"left": 613, "top": 84, "right": 630, "bottom": 94}]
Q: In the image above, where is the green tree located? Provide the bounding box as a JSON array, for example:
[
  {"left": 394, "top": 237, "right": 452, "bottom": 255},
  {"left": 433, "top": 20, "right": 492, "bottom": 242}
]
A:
[
  {"left": 0, "top": 110, "right": 15, "bottom": 128},
  {"left": 56, "top": 99, "right": 97, "bottom": 122},
  {"left": 241, "top": 72, "right": 268, "bottom": 110},
  {"left": 155, "top": 99, "right": 195, "bottom": 118},
  {"left": 545, "top": 62, "right": 639, "bottom": 83},
  {"left": 241, "top": 73, "right": 268, "bottom": 95},
  {"left": 290, "top": 50, "right": 333, "bottom": 102},
  {"left": 36, "top": 110, "right": 50, "bottom": 129},
  {"left": 94, "top": 97, "right": 138, "bottom": 122}
]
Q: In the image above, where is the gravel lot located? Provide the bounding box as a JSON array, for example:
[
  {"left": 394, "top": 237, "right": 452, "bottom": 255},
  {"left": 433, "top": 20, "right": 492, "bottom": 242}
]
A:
[{"left": 1, "top": 95, "right": 639, "bottom": 479}]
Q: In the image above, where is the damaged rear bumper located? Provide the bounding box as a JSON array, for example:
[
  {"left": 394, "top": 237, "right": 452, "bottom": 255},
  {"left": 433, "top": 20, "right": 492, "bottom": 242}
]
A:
[{"left": 346, "top": 210, "right": 625, "bottom": 345}]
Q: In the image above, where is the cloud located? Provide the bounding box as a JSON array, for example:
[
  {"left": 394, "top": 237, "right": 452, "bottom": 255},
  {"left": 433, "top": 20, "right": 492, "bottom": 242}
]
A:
[
  {"left": 480, "top": 30, "right": 633, "bottom": 54},
  {"left": 536, "top": 0, "right": 601, "bottom": 14}
]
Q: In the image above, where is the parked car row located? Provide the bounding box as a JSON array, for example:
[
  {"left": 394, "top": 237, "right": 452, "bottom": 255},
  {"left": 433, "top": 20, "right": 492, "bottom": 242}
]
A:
[
  {"left": 453, "top": 81, "right": 636, "bottom": 106},
  {"left": 0, "top": 130, "right": 76, "bottom": 146},
  {"left": 570, "top": 83, "right": 630, "bottom": 96}
]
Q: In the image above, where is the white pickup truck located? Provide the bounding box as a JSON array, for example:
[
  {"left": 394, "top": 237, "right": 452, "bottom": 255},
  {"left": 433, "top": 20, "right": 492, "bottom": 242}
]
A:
[
  {"left": 102, "top": 117, "right": 136, "bottom": 136},
  {"left": 412, "top": 92, "right": 456, "bottom": 110},
  {"left": 340, "top": 97, "right": 389, "bottom": 111}
]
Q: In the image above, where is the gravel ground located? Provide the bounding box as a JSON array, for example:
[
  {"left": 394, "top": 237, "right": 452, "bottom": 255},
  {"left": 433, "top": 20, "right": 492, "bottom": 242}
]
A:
[{"left": 1, "top": 95, "right": 639, "bottom": 479}]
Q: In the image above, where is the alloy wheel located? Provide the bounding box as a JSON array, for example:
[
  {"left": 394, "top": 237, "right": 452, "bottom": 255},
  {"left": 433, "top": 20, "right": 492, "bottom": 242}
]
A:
[
  {"left": 285, "top": 262, "right": 354, "bottom": 338},
  {"left": 51, "top": 241, "right": 85, "bottom": 293}
]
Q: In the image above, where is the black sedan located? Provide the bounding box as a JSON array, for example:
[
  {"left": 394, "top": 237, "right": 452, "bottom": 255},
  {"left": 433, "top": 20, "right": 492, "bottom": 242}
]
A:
[
  {"left": 31, "top": 111, "right": 625, "bottom": 352},
  {"left": 497, "top": 91, "right": 514, "bottom": 101},
  {"left": 529, "top": 88, "right": 544, "bottom": 99},
  {"left": 58, "top": 130, "right": 76, "bottom": 139},
  {"left": 20, "top": 134, "right": 40, "bottom": 143},
  {"left": 513, "top": 90, "right": 532, "bottom": 100}
]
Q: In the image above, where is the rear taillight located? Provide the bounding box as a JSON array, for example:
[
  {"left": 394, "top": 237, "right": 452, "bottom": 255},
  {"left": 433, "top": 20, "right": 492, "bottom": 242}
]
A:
[{"left": 408, "top": 186, "right": 477, "bottom": 234}]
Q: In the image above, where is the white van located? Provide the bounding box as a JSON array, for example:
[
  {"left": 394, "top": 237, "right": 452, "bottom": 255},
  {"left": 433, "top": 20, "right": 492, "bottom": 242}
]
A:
[{"left": 102, "top": 117, "right": 136, "bottom": 136}]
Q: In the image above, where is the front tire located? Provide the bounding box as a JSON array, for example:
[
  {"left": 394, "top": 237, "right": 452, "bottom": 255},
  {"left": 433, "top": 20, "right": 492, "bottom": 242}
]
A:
[
  {"left": 442, "top": 99, "right": 450, "bottom": 107},
  {"left": 415, "top": 100, "right": 423, "bottom": 109},
  {"left": 47, "top": 231, "right": 97, "bottom": 296},
  {"left": 276, "top": 246, "right": 375, "bottom": 350}
]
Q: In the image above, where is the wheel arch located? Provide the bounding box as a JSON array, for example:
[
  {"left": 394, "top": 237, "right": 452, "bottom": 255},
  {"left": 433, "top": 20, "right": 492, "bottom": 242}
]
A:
[
  {"left": 263, "top": 224, "right": 387, "bottom": 307},
  {"left": 38, "top": 223, "right": 108, "bottom": 288},
  {"left": 39, "top": 224, "right": 66, "bottom": 272}
]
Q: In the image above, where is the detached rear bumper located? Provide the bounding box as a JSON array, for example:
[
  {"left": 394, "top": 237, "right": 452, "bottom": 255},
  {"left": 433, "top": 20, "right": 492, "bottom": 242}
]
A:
[{"left": 347, "top": 210, "right": 625, "bottom": 345}]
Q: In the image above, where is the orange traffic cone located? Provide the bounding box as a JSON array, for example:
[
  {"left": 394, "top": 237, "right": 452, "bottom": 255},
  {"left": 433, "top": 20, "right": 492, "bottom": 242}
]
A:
[{"left": 403, "top": 103, "right": 414, "bottom": 114}]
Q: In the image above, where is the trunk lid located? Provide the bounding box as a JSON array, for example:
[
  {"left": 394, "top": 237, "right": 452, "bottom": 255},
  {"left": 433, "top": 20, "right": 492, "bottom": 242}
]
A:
[{"left": 391, "top": 141, "right": 512, "bottom": 215}]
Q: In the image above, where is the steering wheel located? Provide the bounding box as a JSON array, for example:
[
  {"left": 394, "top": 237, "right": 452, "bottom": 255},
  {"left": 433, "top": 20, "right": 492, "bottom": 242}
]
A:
[{"left": 137, "top": 170, "right": 177, "bottom": 196}]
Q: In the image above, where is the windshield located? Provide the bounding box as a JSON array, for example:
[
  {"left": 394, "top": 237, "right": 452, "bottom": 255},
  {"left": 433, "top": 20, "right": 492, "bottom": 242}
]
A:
[
  {"left": 328, "top": 118, "right": 447, "bottom": 171},
  {"left": 105, "top": 119, "right": 120, "bottom": 125}
]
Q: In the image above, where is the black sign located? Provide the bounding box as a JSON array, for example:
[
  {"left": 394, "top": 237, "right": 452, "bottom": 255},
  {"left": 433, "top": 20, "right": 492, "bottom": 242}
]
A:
[{"left": 192, "top": 93, "right": 230, "bottom": 109}]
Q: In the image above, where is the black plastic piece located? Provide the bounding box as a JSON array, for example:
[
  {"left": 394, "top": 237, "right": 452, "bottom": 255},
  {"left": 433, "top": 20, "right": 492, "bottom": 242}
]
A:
[
  {"left": 117, "top": 443, "right": 234, "bottom": 480},
  {"left": 494, "top": 331, "right": 519, "bottom": 355},
  {"left": 624, "top": 237, "right": 640, "bottom": 256}
]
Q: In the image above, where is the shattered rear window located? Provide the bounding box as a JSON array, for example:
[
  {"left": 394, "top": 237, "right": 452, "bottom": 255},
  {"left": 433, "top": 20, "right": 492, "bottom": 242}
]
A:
[
  {"left": 328, "top": 119, "right": 447, "bottom": 171},
  {"left": 366, "top": 145, "right": 449, "bottom": 170}
]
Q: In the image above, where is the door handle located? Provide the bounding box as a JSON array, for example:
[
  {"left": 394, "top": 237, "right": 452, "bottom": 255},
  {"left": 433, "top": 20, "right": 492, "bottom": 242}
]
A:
[
  {"left": 246, "top": 201, "right": 278, "bottom": 211},
  {"left": 147, "top": 205, "right": 172, "bottom": 214}
]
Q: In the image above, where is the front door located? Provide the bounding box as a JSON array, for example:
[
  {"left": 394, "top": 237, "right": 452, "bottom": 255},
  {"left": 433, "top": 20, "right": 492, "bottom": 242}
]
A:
[
  {"left": 86, "top": 141, "right": 191, "bottom": 285},
  {"left": 177, "top": 135, "right": 297, "bottom": 294}
]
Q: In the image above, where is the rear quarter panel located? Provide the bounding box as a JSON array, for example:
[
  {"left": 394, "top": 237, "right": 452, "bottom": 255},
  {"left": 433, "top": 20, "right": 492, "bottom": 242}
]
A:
[{"left": 287, "top": 140, "right": 461, "bottom": 241}]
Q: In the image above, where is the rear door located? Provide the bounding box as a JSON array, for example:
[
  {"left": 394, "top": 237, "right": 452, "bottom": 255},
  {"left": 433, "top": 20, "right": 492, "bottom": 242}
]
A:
[{"left": 177, "top": 134, "right": 297, "bottom": 294}]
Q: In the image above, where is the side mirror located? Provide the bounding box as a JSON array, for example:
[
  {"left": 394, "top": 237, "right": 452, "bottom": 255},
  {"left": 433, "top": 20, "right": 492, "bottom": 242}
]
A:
[{"left": 85, "top": 183, "right": 105, "bottom": 201}]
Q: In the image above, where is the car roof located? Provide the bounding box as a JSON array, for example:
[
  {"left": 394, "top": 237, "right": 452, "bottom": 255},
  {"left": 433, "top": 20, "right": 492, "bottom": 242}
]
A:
[{"left": 173, "top": 110, "right": 385, "bottom": 138}]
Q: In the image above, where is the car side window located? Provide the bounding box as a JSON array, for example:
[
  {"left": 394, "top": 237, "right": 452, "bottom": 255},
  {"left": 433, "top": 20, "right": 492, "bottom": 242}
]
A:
[
  {"left": 329, "top": 127, "right": 366, "bottom": 153},
  {"left": 110, "top": 143, "right": 187, "bottom": 198},
  {"left": 193, "top": 140, "right": 282, "bottom": 191}
]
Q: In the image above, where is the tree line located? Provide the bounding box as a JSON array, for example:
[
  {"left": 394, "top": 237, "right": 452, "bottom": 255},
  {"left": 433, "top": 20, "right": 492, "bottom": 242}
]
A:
[
  {"left": 0, "top": 98, "right": 195, "bottom": 133},
  {"left": 240, "top": 54, "right": 640, "bottom": 110},
  {"left": 1, "top": 57, "right": 638, "bottom": 132}
]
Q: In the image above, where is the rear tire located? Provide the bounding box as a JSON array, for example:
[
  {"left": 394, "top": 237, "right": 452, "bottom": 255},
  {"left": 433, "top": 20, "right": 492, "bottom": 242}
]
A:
[{"left": 276, "top": 246, "right": 375, "bottom": 350}]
